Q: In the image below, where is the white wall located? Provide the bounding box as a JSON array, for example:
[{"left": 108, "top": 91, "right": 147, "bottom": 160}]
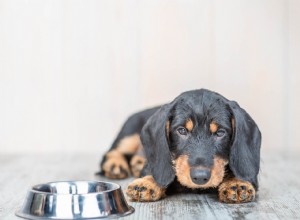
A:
[{"left": 0, "top": 0, "right": 299, "bottom": 153}]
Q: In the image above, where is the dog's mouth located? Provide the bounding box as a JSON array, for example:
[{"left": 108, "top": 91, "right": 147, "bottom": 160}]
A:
[{"left": 174, "top": 155, "right": 228, "bottom": 189}]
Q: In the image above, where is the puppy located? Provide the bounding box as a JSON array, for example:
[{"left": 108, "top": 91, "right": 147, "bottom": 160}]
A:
[{"left": 98, "top": 89, "right": 261, "bottom": 203}]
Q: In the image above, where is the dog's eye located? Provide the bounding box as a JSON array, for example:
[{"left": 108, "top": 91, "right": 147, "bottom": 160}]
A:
[
  {"left": 216, "top": 129, "right": 226, "bottom": 137},
  {"left": 177, "top": 127, "right": 188, "bottom": 136}
]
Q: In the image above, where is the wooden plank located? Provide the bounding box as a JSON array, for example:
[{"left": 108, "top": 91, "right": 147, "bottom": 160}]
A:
[{"left": 0, "top": 151, "right": 300, "bottom": 219}]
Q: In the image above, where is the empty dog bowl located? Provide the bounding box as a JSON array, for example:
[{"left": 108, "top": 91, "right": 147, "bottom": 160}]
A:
[{"left": 16, "top": 181, "right": 134, "bottom": 219}]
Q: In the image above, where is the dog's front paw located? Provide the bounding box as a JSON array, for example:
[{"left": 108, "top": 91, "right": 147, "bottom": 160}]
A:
[
  {"left": 218, "top": 178, "right": 255, "bottom": 203},
  {"left": 130, "top": 155, "right": 146, "bottom": 177},
  {"left": 126, "top": 176, "right": 165, "bottom": 202},
  {"left": 102, "top": 150, "right": 130, "bottom": 179}
]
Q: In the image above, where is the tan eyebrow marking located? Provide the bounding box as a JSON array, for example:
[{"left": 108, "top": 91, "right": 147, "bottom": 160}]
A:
[
  {"left": 166, "top": 120, "right": 170, "bottom": 140},
  {"left": 210, "top": 121, "right": 218, "bottom": 133},
  {"left": 231, "top": 118, "right": 235, "bottom": 130},
  {"left": 185, "top": 119, "right": 194, "bottom": 132}
]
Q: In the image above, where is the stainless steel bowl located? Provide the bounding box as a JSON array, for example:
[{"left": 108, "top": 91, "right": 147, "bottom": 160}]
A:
[{"left": 16, "top": 181, "right": 134, "bottom": 219}]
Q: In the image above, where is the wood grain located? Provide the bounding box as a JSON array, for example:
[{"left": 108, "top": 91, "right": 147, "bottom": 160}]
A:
[{"left": 0, "top": 150, "right": 299, "bottom": 220}]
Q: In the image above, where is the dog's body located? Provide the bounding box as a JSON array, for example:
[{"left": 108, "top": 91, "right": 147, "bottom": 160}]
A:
[{"left": 99, "top": 89, "right": 261, "bottom": 203}]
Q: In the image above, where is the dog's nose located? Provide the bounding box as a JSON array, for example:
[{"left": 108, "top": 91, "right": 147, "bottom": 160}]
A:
[{"left": 190, "top": 168, "right": 211, "bottom": 185}]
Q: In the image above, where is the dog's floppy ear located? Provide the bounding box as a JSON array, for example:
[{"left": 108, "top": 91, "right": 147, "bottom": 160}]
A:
[
  {"left": 228, "top": 101, "right": 261, "bottom": 189},
  {"left": 141, "top": 104, "right": 175, "bottom": 187}
]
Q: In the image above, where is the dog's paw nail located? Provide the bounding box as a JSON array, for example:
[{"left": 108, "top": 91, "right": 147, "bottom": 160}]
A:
[
  {"left": 240, "top": 193, "right": 247, "bottom": 200},
  {"left": 230, "top": 186, "right": 237, "bottom": 191},
  {"left": 139, "top": 186, "right": 147, "bottom": 192},
  {"left": 136, "top": 160, "right": 143, "bottom": 164},
  {"left": 240, "top": 185, "right": 246, "bottom": 190},
  {"left": 150, "top": 189, "right": 155, "bottom": 195},
  {"left": 231, "top": 194, "right": 237, "bottom": 200}
]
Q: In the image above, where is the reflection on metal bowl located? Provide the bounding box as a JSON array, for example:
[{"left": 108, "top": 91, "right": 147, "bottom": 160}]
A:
[{"left": 16, "top": 181, "right": 134, "bottom": 219}]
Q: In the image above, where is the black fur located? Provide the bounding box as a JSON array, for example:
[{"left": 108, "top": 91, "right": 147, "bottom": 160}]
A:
[
  {"left": 99, "top": 89, "right": 261, "bottom": 191},
  {"left": 227, "top": 101, "right": 261, "bottom": 189},
  {"left": 140, "top": 104, "right": 176, "bottom": 187}
]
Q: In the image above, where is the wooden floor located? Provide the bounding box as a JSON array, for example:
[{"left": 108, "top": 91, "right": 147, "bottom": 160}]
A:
[{"left": 0, "top": 150, "right": 299, "bottom": 220}]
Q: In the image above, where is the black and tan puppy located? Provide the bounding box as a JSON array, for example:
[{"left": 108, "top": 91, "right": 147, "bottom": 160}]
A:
[{"left": 98, "top": 89, "right": 261, "bottom": 203}]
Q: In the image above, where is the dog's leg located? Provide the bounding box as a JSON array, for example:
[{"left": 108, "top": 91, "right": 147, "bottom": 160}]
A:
[
  {"left": 101, "top": 150, "right": 131, "bottom": 179},
  {"left": 126, "top": 175, "right": 166, "bottom": 202},
  {"left": 99, "top": 107, "right": 159, "bottom": 179},
  {"left": 130, "top": 146, "right": 146, "bottom": 178},
  {"left": 101, "top": 134, "right": 141, "bottom": 179},
  {"left": 218, "top": 178, "right": 256, "bottom": 203}
]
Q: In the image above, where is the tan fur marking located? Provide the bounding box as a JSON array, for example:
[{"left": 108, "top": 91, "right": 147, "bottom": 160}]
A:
[
  {"left": 130, "top": 155, "right": 146, "bottom": 177},
  {"left": 174, "top": 155, "right": 228, "bottom": 189},
  {"left": 166, "top": 120, "right": 170, "bottom": 140},
  {"left": 102, "top": 150, "right": 130, "bottom": 179},
  {"left": 185, "top": 119, "right": 194, "bottom": 132},
  {"left": 105, "top": 149, "right": 124, "bottom": 159},
  {"left": 210, "top": 121, "right": 218, "bottom": 133},
  {"left": 231, "top": 118, "right": 235, "bottom": 130},
  {"left": 116, "top": 134, "right": 141, "bottom": 155},
  {"left": 218, "top": 178, "right": 256, "bottom": 203},
  {"left": 126, "top": 175, "right": 166, "bottom": 202}
]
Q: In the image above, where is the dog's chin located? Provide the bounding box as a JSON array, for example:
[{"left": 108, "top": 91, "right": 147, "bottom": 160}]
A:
[{"left": 174, "top": 155, "right": 228, "bottom": 189}]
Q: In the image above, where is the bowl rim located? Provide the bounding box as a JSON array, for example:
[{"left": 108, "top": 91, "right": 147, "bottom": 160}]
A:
[{"left": 30, "top": 180, "right": 121, "bottom": 195}]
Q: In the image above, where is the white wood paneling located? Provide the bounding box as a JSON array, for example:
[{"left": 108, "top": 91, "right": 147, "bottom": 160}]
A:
[
  {"left": 213, "top": 0, "right": 287, "bottom": 150},
  {"left": 287, "top": 0, "right": 300, "bottom": 151},
  {"left": 139, "top": 0, "right": 216, "bottom": 105},
  {"left": 0, "top": 0, "right": 299, "bottom": 153}
]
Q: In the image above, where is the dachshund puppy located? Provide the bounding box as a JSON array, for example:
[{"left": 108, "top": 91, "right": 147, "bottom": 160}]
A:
[{"left": 98, "top": 89, "right": 261, "bottom": 203}]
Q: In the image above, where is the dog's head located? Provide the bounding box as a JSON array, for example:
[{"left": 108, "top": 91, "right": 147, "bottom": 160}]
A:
[{"left": 141, "top": 89, "right": 261, "bottom": 189}]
